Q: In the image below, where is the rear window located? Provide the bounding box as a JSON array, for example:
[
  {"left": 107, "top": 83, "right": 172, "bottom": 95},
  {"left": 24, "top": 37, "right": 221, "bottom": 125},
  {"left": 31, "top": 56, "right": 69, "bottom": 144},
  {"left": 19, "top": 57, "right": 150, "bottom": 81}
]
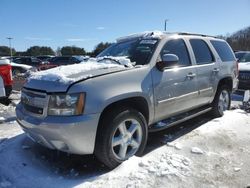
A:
[{"left": 210, "top": 40, "right": 235, "bottom": 62}]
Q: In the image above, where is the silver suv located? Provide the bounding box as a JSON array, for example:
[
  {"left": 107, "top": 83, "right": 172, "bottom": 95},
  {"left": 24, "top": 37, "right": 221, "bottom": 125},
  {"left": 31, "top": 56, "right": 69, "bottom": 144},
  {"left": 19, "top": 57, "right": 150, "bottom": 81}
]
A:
[{"left": 16, "top": 32, "right": 238, "bottom": 169}]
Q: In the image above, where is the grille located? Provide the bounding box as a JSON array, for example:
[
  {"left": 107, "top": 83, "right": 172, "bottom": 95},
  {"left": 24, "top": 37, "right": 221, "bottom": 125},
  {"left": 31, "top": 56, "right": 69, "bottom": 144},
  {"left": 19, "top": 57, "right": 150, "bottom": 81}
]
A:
[
  {"left": 239, "top": 71, "right": 250, "bottom": 81},
  {"left": 21, "top": 88, "right": 48, "bottom": 116}
]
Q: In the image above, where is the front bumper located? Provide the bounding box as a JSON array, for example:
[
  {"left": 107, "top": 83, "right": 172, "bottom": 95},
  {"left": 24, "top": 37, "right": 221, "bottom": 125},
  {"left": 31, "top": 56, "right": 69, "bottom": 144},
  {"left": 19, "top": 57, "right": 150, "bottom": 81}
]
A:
[
  {"left": 16, "top": 104, "right": 100, "bottom": 155},
  {"left": 238, "top": 79, "right": 250, "bottom": 90}
]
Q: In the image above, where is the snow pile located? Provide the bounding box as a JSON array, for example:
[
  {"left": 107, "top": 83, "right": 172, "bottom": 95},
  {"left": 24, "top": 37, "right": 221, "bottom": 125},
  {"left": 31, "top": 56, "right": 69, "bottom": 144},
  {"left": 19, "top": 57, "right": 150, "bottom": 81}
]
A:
[
  {"left": 1, "top": 102, "right": 250, "bottom": 187},
  {"left": 191, "top": 147, "right": 204, "bottom": 154},
  {"left": 80, "top": 153, "right": 191, "bottom": 188},
  {"left": 29, "top": 57, "right": 133, "bottom": 83},
  {"left": 0, "top": 117, "right": 5, "bottom": 123}
]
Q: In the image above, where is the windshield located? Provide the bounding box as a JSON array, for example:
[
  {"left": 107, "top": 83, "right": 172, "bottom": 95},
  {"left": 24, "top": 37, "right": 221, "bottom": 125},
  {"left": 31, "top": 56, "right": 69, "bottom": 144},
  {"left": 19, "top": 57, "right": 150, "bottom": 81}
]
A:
[
  {"left": 97, "top": 39, "right": 159, "bottom": 65},
  {"left": 235, "top": 52, "right": 250, "bottom": 62}
]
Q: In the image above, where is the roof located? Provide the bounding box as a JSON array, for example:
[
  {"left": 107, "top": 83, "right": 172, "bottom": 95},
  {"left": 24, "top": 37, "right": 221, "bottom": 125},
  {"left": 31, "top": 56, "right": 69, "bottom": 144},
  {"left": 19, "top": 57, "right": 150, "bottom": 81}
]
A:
[{"left": 116, "top": 31, "right": 217, "bottom": 43}]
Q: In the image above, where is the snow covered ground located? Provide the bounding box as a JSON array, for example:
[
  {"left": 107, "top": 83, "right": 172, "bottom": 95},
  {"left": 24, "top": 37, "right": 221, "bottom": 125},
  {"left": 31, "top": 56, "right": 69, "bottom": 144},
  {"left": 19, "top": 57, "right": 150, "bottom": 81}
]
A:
[{"left": 0, "top": 94, "right": 250, "bottom": 188}]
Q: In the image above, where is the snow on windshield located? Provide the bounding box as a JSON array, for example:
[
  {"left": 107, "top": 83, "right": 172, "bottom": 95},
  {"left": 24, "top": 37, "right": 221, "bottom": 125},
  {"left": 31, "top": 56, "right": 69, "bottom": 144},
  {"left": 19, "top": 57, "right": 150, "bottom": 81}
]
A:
[
  {"left": 29, "top": 57, "right": 134, "bottom": 83},
  {"left": 95, "top": 56, "right": 135, "bottom": 67}
]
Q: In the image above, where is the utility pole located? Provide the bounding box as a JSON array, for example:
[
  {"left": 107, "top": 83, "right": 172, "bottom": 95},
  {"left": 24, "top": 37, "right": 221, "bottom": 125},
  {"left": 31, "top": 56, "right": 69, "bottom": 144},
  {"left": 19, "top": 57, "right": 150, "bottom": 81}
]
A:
[
  {"left": 164, "top": 19, "right": 169, "bottom": 31},
  {"left": 6, "top": 37, "right": 13, "bottom": 57}
]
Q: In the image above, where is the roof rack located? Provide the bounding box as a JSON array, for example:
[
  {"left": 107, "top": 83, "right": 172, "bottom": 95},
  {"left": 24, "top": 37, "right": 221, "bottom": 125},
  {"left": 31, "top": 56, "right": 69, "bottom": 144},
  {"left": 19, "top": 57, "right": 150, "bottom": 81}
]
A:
[{"left": 175, "top": 32, "right": 216, "bottom": 38}]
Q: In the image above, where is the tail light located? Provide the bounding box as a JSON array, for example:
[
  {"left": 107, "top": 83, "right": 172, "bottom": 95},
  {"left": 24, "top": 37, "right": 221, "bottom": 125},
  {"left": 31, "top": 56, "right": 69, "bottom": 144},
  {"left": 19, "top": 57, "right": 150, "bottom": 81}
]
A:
[
  {"left": 236, "top": 60, "right": 239, "bottom": 77},
  {"left": 0, "top": 64, "right": 13, "bottom": 86}
]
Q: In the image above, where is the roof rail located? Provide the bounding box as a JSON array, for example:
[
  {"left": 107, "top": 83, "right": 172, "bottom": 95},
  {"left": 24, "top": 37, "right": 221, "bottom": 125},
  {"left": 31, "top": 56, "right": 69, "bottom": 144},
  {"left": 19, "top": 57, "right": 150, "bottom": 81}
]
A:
[{"left": 176, "top": 32, "right": 216, "bottom": 38}]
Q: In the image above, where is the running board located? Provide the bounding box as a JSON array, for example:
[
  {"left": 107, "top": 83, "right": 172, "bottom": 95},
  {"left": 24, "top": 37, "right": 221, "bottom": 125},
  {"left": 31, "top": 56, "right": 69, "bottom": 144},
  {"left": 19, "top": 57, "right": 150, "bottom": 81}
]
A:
[{"left": 149, "top": 107, "right": 212, "bottom": 132}]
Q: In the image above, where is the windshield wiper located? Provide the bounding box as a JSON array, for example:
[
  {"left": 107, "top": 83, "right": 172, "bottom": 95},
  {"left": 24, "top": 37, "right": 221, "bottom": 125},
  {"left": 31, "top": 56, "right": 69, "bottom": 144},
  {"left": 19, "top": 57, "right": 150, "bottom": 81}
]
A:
[{"left": 97, "top": 57, "right": 130, "bottom": 67}]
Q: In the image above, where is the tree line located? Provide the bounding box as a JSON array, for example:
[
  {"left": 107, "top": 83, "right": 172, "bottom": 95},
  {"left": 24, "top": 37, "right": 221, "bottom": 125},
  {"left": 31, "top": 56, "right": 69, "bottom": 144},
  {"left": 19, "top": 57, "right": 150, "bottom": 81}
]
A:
[
  {"left": 1, "top": 26, "right": 250, "bottom": 57},
  {"left": 0, "top": 42, "right": 112, "bottom": 57},
  {"left": 225, "top": 26, "right": 250, "bottom": 51}
]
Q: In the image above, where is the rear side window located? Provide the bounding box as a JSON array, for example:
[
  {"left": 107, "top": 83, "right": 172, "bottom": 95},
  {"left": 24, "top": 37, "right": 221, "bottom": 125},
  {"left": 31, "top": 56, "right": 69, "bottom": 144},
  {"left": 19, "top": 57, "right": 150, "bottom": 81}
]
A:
[
  {"left": 31, "top": 58, "right": 41, "bottom": 64},
  {"left": 210, "top": 40, "right": 235, "bottom": 62},
  {"left": 190, "top": 39, "right": 214, "bottom": 64},
  {"left": 53, "top": 57, "right": 70, "bottom": 64}
]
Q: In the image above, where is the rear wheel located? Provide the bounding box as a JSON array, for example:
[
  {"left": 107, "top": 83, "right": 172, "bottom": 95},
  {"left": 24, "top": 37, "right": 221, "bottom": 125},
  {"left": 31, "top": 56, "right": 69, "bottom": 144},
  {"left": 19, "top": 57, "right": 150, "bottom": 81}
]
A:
[
  {"left": 211, "top": 85, "right": 231, "bottom": 117},
  {"left": 95, "top": 108, "right": 148, "bottom": 169}
]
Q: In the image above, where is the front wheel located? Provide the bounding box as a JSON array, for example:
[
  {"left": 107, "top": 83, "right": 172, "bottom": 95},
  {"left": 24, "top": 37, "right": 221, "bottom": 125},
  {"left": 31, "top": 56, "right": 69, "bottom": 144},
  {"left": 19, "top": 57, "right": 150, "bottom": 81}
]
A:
[
  {"left": 211, "top": 86, "right": 231, "bottom": 117},
  {"left": 95, "top": 108, "right": 148, "bottom": 169}
]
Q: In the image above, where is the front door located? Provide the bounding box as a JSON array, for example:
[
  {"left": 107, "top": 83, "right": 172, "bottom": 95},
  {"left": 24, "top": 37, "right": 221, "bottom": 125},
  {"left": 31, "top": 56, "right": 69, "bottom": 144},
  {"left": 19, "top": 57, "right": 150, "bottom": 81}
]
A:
[{"left": 152, "top": 38, "right": 199, "bottom": 122}]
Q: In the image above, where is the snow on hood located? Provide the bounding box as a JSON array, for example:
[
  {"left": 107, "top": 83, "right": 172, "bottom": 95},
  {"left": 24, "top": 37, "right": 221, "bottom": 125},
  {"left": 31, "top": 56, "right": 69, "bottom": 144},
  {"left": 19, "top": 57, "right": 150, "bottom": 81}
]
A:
[
  {"left": 239, "top": 62, "right": 250, "bottom": 71},
  {"left": 29, "top": 57, "right": 134, "bottom": 84},
  {"left": 0, "top": 59, "right": 10, "bottom": 65},
  {"left": 10, "top": 62, "right": 32, "bottom": 70}
]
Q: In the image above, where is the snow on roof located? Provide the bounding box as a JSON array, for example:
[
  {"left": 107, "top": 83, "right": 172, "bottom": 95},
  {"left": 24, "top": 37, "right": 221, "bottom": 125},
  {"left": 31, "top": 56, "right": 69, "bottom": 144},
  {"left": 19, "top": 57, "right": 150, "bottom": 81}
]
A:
[
  {"left": 116, "top": 30, "right": 165, "bottom": 42},
  {"left": 0, "top": 59, "right": 10, "bottom": 65},
  {"left": 29, "top": 57, "right": 133, "bottom": 83}
]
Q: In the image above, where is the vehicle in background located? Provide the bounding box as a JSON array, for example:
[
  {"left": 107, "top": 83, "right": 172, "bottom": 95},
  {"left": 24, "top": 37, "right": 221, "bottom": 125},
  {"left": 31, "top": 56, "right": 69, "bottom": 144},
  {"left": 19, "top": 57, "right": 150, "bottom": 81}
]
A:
[
  {"left": 36, "top": 55, "right": 55, "bottom": 62},
  {"left": 46, "top": 56, "right": 84, "bottom": 68},
  {"left": 10, "top": 62, "right": 36, "bottom": 76},
  {"left": 72, "top": 55, "right": 90, "bottom": 61},
  {"left": 0, "top": 59, "right": 13, "bottom": 102},
  {"left": 12, "top": 57, "right": 46, "bottom": 70},
  {"left": 235, "top": 51, "right": 250, "bottom": 90},
  {"left": 0, "top": 76, "right": 5, "bottom": 98},
  {"left": 235, "top": 51, "right": 250, "bottom": 62}
]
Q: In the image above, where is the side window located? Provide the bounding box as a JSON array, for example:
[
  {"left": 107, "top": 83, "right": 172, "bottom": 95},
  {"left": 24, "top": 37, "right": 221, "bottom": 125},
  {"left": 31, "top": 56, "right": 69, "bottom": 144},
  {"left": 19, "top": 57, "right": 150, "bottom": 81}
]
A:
[
  {"left": 244, "top": 54, "right": 250, "bottom": 62},
  {"left": 71, "top": 57, "right": 81, "bottom": 63},
  {"left": 25, "top": 58, "right": 32, "bottom": 65},
  {"left": 190, "top": 39, "right": 214, "bottom": 64},
  {"left": 210, "top": 40, "right": 236, "bottom": 62},
  {"left": 31, "top": 58, "right": 41, "bottom": 65},
  {"left": 13, "top": 58, "right": 22, "bottom": 64},
  {"left": 161, "top": 39, "right": 191, "bottom": 67}
]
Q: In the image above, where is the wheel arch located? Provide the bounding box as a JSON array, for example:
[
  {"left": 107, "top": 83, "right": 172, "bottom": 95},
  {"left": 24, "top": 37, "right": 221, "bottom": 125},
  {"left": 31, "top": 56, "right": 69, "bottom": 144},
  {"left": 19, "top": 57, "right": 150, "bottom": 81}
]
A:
[{"left": 217, "top": 77, "right": 233, "bottom": 92}]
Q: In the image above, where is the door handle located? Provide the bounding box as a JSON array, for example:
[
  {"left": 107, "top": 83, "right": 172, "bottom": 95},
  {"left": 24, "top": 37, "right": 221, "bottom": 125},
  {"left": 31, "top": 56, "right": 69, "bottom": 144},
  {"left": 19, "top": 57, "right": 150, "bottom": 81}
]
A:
[
  {"left": 186, "top": 73, "right": 196, "bottom": 79},
  {"left": 212, "top": 68, "right": 220, "bottom": 73}
]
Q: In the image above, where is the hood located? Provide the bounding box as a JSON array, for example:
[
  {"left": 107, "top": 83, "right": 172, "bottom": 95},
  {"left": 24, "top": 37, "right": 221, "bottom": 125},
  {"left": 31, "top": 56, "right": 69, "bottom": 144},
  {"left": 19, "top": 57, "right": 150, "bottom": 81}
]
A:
[
  {"left": 0, "top": 59, "right": 10, "bottom": 65},
  {"left": 239, "top": 62, "right": 250, "bottom": 71},
  {"left": 11, "top": 62, "right": 32, "bottom": 69},
  {"left": 25, "top": 58, "right": 132, "bottom": 93}
]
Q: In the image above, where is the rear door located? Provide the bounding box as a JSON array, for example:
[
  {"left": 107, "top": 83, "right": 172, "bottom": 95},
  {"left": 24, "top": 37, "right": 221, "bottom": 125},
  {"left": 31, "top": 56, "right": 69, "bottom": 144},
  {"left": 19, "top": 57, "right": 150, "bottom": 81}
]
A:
[
  {"left": 188, "top": 39, "right": 219, "bottom": 105},
  {"left": 152, "top": 38, "right": 199, "bottom": 121}
]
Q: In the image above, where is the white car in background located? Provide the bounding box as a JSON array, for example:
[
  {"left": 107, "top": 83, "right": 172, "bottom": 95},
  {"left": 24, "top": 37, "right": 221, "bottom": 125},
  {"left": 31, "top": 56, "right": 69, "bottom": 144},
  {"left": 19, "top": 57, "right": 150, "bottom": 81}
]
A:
[
  {"left": 235, "top": 51, "right": 250, "bottom": 90},
  {"left": 10, "top": 62, "right": 35, "bottom": 76},
  {"left": 0, "top": 57, "right": 36, "bottom": 76}
]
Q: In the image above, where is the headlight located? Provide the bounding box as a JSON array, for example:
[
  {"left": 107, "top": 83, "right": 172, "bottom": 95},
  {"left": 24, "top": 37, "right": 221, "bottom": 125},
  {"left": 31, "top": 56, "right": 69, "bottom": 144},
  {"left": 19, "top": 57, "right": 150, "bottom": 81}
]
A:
[{"left": 48, "top": 93, "right": 85, "bottom": 116}]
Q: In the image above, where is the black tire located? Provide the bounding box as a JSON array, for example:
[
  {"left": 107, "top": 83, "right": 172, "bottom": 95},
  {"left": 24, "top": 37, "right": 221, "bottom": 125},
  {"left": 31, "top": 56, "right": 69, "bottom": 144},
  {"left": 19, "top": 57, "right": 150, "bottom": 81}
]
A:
[
  {"left": 95, "top": 107, "right": 148, "bottom": 169},
  {"left": 0, "top": 97, "right": 11, "bottom": 105},
  {"left": 12, "top": 69, "right": 21, "bottom": 76},
  {"left": 211, "top": 85, "right": 231, "bottom": 117}
]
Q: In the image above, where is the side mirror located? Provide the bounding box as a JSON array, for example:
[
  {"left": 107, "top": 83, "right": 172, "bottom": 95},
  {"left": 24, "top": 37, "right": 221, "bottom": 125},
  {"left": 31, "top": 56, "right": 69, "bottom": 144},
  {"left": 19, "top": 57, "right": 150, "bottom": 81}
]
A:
[{"left": 156, "top": 54, "right": 179, "bottom": 71}]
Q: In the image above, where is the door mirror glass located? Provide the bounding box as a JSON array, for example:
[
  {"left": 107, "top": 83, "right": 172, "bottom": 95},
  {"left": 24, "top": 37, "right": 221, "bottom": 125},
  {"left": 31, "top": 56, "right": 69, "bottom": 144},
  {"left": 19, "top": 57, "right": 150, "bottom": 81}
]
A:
[{"left": 156, "top": 54, "right": 179, "bottom": 71}]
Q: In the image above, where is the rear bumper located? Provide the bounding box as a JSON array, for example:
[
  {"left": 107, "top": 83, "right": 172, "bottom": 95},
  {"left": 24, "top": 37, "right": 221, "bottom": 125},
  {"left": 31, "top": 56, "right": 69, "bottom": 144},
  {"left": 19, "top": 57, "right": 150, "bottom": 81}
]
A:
[{"left": 16, "top": 104, "right": 100, "bottom": 155}]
